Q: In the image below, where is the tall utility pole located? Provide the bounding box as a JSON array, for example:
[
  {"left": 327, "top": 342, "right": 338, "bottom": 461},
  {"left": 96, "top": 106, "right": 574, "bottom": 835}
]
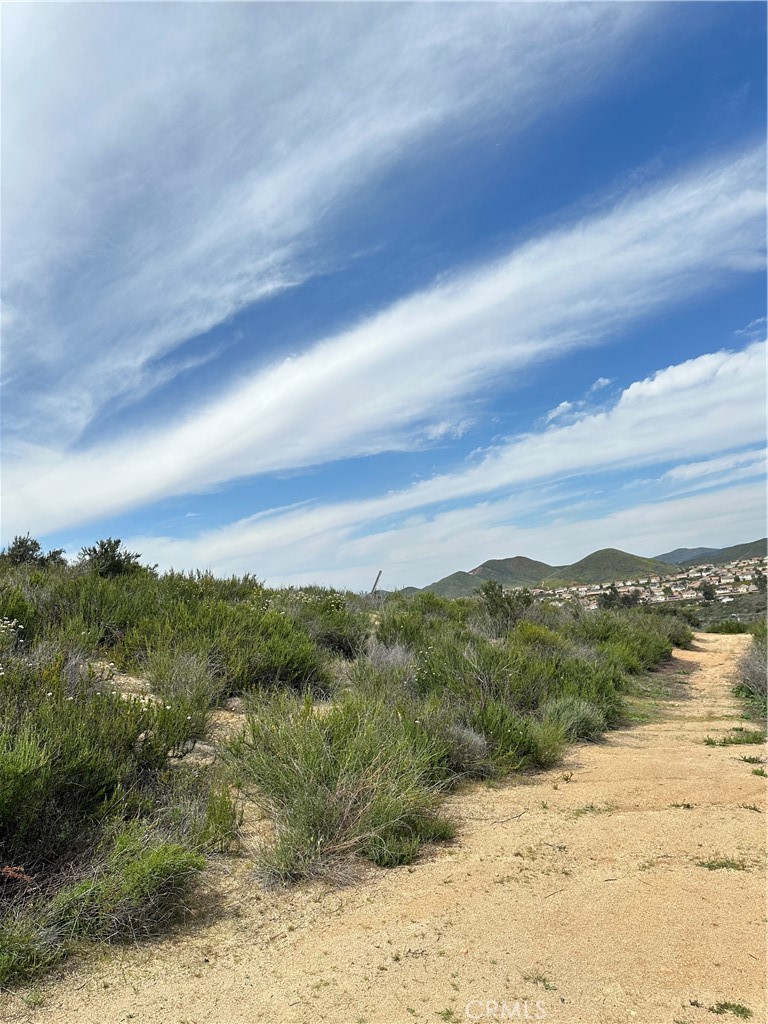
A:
[{"left": 370, "top": 569, "right": 382, "bottom": 596}]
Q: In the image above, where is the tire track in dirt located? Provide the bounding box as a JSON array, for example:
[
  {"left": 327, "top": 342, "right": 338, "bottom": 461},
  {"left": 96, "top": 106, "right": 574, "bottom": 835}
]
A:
[{"left": 3, "top": 633, "right": 765, "bottom": 1024}]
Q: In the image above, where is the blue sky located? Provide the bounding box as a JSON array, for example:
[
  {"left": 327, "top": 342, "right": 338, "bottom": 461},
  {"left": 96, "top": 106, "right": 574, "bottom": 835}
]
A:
[{"left": 2, "top": 2, "right": 766, "bottom": 588}]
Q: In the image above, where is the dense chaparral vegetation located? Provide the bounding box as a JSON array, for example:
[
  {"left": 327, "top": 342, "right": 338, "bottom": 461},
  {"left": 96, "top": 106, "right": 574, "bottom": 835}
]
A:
[{"left": 0, "top": 538, "right": 695, "bottom": 984}]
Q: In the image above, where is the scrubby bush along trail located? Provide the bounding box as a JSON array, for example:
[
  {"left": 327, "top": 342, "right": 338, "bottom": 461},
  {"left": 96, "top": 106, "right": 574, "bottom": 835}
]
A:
[
  {"left": 0, "top": 634, "right": 239, "bottom": 986},
  {"left": 2, "top": 633, "right": 763, "bottom": 1024},
  {"left": 0, "top": 552, "right": 692, "bottom": 984},
  {"left": 732, "top": 618, "right": 767, "bottom": 718},
  {"left": 225, "top": 590, "right": 692, "bottom": 883}
]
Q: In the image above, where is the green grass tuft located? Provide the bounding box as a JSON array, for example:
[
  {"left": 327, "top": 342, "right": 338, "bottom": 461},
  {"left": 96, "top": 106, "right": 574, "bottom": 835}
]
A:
[
  {"left": 708, "top": 1002, "right": 752, "bottom": 1019},
  {"left": 696, "top": 857, "right": 748, "bottom": 871},
  {"left": 704, "top": 728, "right": 766, "bottom": 747}
]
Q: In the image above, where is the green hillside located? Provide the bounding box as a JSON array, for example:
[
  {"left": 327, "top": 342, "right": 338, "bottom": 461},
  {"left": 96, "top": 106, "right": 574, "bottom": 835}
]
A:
[
  {"left": 540, "top": 548, "right": 673, "bottom": 586},
  {"left": 425, "top": 549, "right": 672, "bottom": 596},
  {"left": 419, "top": 539, "right": 763, "bottom": 597},
  {"left": 654, "top": 546, "right": 718, "bottom": 564},
  {"left": 680, "top": 538, "right": 766, "bottom": 567},
  {"left": 469, "top": 555, "right": 555, "bottom": 587},
  {"left": 425, "top": 571, "right": 486, "bottom": 598}
]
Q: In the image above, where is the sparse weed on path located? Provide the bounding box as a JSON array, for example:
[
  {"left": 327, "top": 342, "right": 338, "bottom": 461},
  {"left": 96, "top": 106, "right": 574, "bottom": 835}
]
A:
[{"left": 704, "top": 728, "right": 766, "bottom": 747}]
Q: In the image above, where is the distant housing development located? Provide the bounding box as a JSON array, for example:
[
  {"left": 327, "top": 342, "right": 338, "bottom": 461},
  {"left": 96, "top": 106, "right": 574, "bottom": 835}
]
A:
[{"left": 534, "top": 555, "right": 768, "bottom": 610}]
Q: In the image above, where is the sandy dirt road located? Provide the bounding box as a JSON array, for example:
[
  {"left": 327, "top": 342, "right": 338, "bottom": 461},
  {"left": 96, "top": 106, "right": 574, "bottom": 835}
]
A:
[{"left": 3, "top": 632, "right": 765, "bottom": 1024}]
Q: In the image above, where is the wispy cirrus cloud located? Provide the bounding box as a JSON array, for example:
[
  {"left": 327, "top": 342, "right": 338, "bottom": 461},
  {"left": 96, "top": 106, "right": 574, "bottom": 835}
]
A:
[
  {"left": 3, "top": 144, "right": 765, "bottom": 540},
  {"left": 662, "top": 449, "right": 766, "bottom": 484},
  {"left": 94, "top": 340, "right": 767, "bottom": 586},
  {"left": 2, "top": 2, "right": 657, "bottom": 443},
  {"left": 127, "top": 480, "right": 766, "bottom": 590},
  {"left": 413, "top": 340, "right": 766, "bottom": 510},
  {"left": 545, "top": 401, "right": 574, "bottom": 424}
]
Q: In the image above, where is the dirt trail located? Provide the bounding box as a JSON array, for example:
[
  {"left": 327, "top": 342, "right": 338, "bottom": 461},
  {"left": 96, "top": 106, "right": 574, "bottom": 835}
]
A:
[{"left": 4, "top": 633, "right": 766, "bottom": 1024}]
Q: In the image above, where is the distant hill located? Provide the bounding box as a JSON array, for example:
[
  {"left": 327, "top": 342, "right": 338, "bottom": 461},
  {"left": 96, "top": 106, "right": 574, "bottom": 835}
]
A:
[
  {"left": 418, "top": 539, "right": 764, "bottom": 598},
  {"left": 679, "top": 538, "right": 766, "bottom": 567},
  {"left": 426, "top": 571, "right": 486, "bottom": 598},
  {"left": 426, "top": 556, "right": 558, "bottom": 596},
  {"left": 539, "top": 548, "right": 673, "bottom": 586},
  {"left": 424, "top": 547, "right": 674, "bottom": 596},
  {"left": 469, "top": 555, "right": 556, "bottom": 587},
  {"left": 655, "top": 546, "right": 718, "bottom": 565}
]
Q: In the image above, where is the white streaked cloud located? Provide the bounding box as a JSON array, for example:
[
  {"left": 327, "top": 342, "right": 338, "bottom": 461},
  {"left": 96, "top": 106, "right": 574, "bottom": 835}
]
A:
[
  {"left": 662, "top": 448, "right": 766, "bottom": 483},
  {"left": 2, "top": 2, "right": 655, "bottom": 443},
  {"left": 3, "top": 147, "right": 765, "bottom": 539},
  {"left": 403, "top": 340, "right": 766, "bottom": 510},
  {"left": 98, "top": 341, "right": 767, "bottom": 586},
  {"left": 734, "top": 317, "right": 767, "bottom": 338},
  {"left": 128, "top": 481, "right": 766, "bottom": 590},
  {"left": 545, "top": 401, "right": 573, "bottom": 424},
  {"left": 327, "top": 481, "right": 768, "bottom": 589}
]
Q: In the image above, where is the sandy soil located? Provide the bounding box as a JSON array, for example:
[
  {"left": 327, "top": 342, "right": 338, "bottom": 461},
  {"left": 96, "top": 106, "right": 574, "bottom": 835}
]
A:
[{"left": 3, "top": 633, "right": 766, "bottom": 1024}]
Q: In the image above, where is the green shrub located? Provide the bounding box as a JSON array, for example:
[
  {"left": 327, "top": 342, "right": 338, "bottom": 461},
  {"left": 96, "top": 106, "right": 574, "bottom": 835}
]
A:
[
  {"left": 0, "top": 907, "right": 64, "bottom": 987},
  {"left": 465, "top": 701, "right": 565, "bottom": 771},
  {"left": 376, "top": 591, "right": 472, "bottom": 650},
  {"left": 733, "top": 627, "right": 767, "bottom": 717},
  {"left": 0, "top": 656, "right": 170, "bottom": 865},
  {"left": 0, "top": 591, "right": 37, "bottom": 643},
  {"left": 269, "top": 587, "right": 370, "bottom": 658},
  {"left": 707, "top": 620, "right": 751, "bottom": 634},
  {"left": 0, "top": 565, "right": 329, "bottom": 695},
  {"left": 75, "top": 538, "right": 149, "bottom": 577},
  {"left": 144, "top": 648, "right": 219, "bottom": 746},
  {"left": 122, "top": 597, "right": 328, "bottom": 695},
  {"left": 0, "top": 637, "right": 229, "bottom": 986},
  {"left": 641, "top": 603, "right": 699, "bottom": 629},
  {"left": 0, "top": 566, "right": 159, "bottom": 651},
  {"left": 523, "top": 717, "right": 568, "bottom": 768},
  {"left": 474, "top": 581, "right": 533, "bottom": 638},
  {"left": 423, "top": 714, "right": 490, "bottom": 778},
  {"left": 413, "top": 633, "right": 515, "bottom": 701},
  {"left": 640, "top": 608, "right": 694, "bottom": 647},
  {"left": 368, "top": 611, "right": 628, "bottom": 775},
  {"left": 228, "top": 692, "right": 452, "bottom": 883},
  {"left": 0, "top": 822, "right": 205, "bottom": 986},
  {"left": 507, "top": 626, "right": 625, "bottom": 718},
  {"left": 0, "top": 534, "right": 65, "bottom": 569},
  {"left": 0, "top": 645, "right": 213, "bottom": 860},
  {"left": 572, "top": 610, "right": 673, "bottom": 673},
  {"left": 540, "top": 696, "right": 606, "bottom": 742},
  {"left": 347, "top": 652, "right": 415, "bottom": 701},
  {"left": 50, "top": 821, "right": 204, "bottom": 940},
  {"left": 153, "top": 769, "right": 241, "bottom": 854}
]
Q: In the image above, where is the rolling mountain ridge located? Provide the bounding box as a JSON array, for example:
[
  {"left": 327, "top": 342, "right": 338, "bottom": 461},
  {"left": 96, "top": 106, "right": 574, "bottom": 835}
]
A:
[
  {"left": 417, "top": 538, "right": 766, "bottom": 598},
  {"left": 654, "top": 546, "right": 719, "bottom": 565},
  {"left": 468, "top": 555, "right": 558, "bottom": 587},
  {"left": 677, "top": 538, "right": 766, "bottom": 566}
]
